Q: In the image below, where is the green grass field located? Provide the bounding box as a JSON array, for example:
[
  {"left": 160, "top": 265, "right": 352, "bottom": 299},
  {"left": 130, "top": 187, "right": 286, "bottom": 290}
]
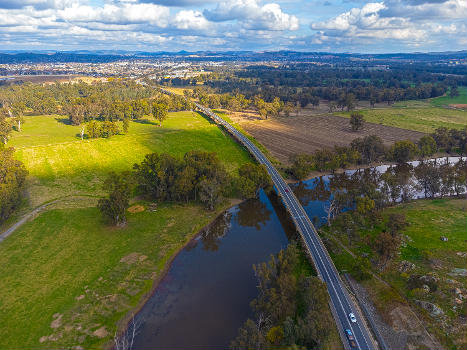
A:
[
  {"left": 327, "top": 198, "right": 467, "bottom": 349},
  {"left": 0, "top": 111, "right": 253, "bottom": 349},
  {"left": 336, "top": 107, "right": 466, "bottom": 133},
  {"left": 0, "top": 202, "right": 233, "bottom": 349},
  {"left": 9, "top": 112, "right": 251, "bottom": 207},
  {"left": 430, "top": 86, "right": 467, "bottom": 107}
]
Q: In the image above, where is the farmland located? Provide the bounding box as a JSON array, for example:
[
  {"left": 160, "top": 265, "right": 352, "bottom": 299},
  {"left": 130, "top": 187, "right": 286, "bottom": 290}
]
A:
[
  {"left": 9, "top": 112, "right": 251, "bottom": 207},
  {"left": 336, "top": 107, "right": 467, "bottom": 133},
  {"left": 0, "top": 111, "right": 251, "bottom": 349},
  {"left": 231, "top": 114, "right": 424, "bottom": 164}
]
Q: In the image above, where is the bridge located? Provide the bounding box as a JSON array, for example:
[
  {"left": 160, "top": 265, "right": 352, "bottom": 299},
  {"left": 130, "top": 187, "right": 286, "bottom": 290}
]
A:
[{"left": 159, "top": 88, "right": 376, "bottom": 350}]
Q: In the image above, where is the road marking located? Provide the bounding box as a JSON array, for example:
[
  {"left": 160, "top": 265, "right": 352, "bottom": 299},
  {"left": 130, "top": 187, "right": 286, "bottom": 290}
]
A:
[{"left": 166, "top": 91, "right": 374, "bottom": 350}]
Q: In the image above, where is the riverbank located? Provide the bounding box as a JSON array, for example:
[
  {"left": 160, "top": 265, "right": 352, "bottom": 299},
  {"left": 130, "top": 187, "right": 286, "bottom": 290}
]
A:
[
  {"left": 285, "top": 153, "right": 464, "bottom": 184},
  {"left": 0, "top": 198, "right": 244, "bottom": 349},
  {"left": 110, "top": 198, "right": 243, "bottom": 349}
]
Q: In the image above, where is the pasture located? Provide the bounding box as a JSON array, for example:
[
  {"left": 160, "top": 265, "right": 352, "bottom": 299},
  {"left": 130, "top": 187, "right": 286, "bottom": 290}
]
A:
[
  {"left": 336, "top": 107, "right": 466, "bottom": 133},
  {"left": 9, "top": 112, "right": 251, "bottom": 207},
  {"left": 0, "top": 110, "right": 251, "bottom": 349}
]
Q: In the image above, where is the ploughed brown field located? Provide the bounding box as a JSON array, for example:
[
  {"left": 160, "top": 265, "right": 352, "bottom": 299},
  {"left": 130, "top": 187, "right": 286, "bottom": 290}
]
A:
[{"left": 235, "top": 114, "right": 425, "bottom": 165}]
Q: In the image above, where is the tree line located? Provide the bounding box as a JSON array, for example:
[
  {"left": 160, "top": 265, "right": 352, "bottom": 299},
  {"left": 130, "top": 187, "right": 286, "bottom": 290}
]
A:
[
  {"left": 0, "top": 146, "right": 28, "bottom": 223},
  {"left": 98, "top": 151, "right": 271, "bottom": 226},
  {"left": 289, "top": 127, "right": 467, "bottom": 180},
  {"left": 308, "top": 158, "right": 466, "bottom": 276},
  {"left": 231, "top": 243, "right": 333, "bottom": 350}
]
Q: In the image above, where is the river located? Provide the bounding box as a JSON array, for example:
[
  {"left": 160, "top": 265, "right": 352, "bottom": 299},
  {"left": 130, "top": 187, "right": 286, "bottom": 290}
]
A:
[{"left": 133, "top": 156, "right": 463, "bottom": 349}]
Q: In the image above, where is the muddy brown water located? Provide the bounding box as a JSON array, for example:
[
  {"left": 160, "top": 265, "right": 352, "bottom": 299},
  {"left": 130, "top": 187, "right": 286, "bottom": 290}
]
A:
[
  {"left": 133, "top": 157, "right": 462, "bottom": 349},
  {"left": 132, "top": 191, "right": 296, "bottom": 349}
]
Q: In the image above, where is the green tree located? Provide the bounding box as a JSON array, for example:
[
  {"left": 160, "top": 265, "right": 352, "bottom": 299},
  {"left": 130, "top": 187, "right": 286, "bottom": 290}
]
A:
[
  {"left": 390, "top": 140, "right": 418, "bottom": 163},
  {"left": 237, "top": 163, "right": 271, "bottom": 199},
  {"left": 417, "top": 135, "right": 437, "bottom": 157},
  {"left": 0, "top": 146, "right": 28, "bottom": 222},
  {"left": 86, "top": 120, "right": 101, "bottom": 138},
  {"left": 97, "top": 172, "right": 133, "bottom": 226},
  {"left": 151, "top": 102, "right": 169, "bottom": 126},
  {"left": 123, "top": 118, "right": 130, "bottom": 134},
  {"left": 0, "top": 116, "right": 12, "bottom": 144},
  {"left": 350, "top": 112, "right": 364, "bottom": 131}
]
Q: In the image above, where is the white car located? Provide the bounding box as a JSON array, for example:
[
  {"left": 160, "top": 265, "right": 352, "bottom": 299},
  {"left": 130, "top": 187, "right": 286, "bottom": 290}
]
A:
[{"left": 349, "top": 313, "right": 357, "bottom": 323}]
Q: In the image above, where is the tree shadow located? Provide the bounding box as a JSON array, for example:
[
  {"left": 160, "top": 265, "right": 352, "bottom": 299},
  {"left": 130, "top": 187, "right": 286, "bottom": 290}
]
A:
[
  {"left": 55, "top": 117, "right": 72, "bottom": 125},
  {"left": 132, "top": 119, "right": 159, "bottom": 126}
]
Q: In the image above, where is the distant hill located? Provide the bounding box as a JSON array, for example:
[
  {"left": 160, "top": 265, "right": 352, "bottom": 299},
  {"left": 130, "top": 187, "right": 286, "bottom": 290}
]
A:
[{"left": 0, "top": 50, "right": 465, "bottom": 64}]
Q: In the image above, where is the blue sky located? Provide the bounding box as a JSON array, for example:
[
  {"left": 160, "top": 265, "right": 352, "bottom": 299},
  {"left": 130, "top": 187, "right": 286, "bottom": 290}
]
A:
[{"left": 0, "top": 0, "right": 465, "bottom": 53}]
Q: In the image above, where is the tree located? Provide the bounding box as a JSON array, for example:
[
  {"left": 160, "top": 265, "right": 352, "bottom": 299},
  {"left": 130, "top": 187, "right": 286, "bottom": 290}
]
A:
[
  {"left": 86, "top": 120, "right": 102, "bottom": 138},
  {"left": 289, "top": 154, "right": 313, "bottom": 180},
  {"left": 0, "top": 116, "right": 12, "bottom": 144},
  {"left": 414, "top": 161, "right": 440, "bottom": 198},
  {"left": 390, "top": 140, "right": 418, "bottom": 163},
  {"left": 123, "top": 118, "right": 130, "bottom": 134},
  {"left": 356, "top": 196, "right": 375, "bottom": 216},
  {"left": 345, "top": 93, "right": 356, "bottom": 111},
  {"left": 232, "top": 243, "right": 332, "bottom": 350},
  {"left": 431, "top": 127, "right": 450, "bottom": 150},
  {"left": 417, "top": 135, "right": 437, "bottom": 157},
  {"left": 350, "top": 112, "right": 364, "bottom": 131},
  {"left": 372, "top": 231, "right": 400, "bottom": 270},
  {"left": 237, "top": 163, "right": 271, "bottom": 199},
  {"left": 151, "top": 102, "right": 168, "bottom": 126},
  {"left": 98, "top": 172, "right": 133, "bottom": 226},
  {"left": 386, "top": 213, "right": 408, "bottom": 237},
  {"left": 198, "top": 178, "right": 223, "bottom": 210},
  {"left": 449, "top": 86, "right": 459, "bottom": 98},
  {"left": 11, "top": 101, "right": 26, "bottom": 132},
  {"left": 351, "top": 135, "right": 386, "bottom": 164},
  {"left": 0, "top": 146, "right": 28, "bottom": 222}
]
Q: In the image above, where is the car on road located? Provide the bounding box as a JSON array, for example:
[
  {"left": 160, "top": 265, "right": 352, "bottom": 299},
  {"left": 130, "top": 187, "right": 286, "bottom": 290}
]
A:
[
  {"left": 349, "top": 312, "right": 357, "bottom": 323},
  {"left": 345, "top": 329, "right": 357, "bottom": 348}
]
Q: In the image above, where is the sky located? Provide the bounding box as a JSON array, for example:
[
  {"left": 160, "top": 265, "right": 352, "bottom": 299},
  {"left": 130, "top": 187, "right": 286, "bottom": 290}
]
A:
[{"left": 0, "top": 0, "right": 465, "bottom": 53}]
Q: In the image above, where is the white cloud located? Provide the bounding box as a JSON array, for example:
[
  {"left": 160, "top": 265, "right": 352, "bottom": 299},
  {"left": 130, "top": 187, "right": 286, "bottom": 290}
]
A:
[
  {"left": 172, "top": 10, "right": 210, "bottom": 30},
  {"left": 308, "top": 0, "right": 466, "bottom": 48},
  {"left": 58, "top": 3, "right": 170, "bottom": 26},
  {"left": 204, "top": 0, "right": 299, "bottom": 31}
]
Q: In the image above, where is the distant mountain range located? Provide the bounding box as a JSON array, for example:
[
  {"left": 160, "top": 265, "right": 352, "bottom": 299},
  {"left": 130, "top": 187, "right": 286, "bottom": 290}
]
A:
[{"left": 0, "top": 50, "right": 465, "bottom": 64}]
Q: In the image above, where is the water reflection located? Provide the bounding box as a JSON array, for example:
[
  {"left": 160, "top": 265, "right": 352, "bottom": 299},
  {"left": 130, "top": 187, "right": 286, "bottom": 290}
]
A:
[
  {"left": 134, "top": 157, "right": 463, "bottom": 350},
  {"left": 133, "top": 190, "right": 290, "bottom": 350},
  {"left": 235, "top": 198, "right": 271, "bottom": 230}
]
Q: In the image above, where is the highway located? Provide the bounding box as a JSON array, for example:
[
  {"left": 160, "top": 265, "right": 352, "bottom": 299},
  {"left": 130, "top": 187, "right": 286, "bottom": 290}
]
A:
[{"left": 159, "top": 88, "right": 376, "bottom": 350}]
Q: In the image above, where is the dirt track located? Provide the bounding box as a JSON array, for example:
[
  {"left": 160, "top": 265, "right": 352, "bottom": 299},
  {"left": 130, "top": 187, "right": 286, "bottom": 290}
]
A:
[{"left": 236, "top": 114, "right": 425, "bottom": 164}]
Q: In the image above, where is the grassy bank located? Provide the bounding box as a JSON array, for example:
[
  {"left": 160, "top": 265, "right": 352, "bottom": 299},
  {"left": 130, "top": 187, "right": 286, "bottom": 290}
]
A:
[
  {"left": 324, "top": 198, "right": 467, "bottom": 349},
  {"left": 0, "top": 201, "right": 238, "bottom": 349},
  {"left": 9, "top": 112, "right": 251, "bottom": 207},
  {"left": 336, "top": 107, "right": 466, "bottom": 133},
  {"left": 0, "top": 110, "right": 253, "bottom": 349}
]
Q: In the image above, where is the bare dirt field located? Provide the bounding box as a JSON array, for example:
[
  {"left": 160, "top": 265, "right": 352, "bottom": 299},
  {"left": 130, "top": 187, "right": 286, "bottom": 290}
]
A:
[{"left": 230, "top": 113, "right": 424, "bottom": 165}]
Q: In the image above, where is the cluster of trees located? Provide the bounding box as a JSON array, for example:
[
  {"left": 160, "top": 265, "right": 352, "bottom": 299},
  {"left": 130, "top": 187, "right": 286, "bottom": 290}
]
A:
[
  {"left": 0, "top": 80, "right": 155, "bottom": 116},
  {"left": 315, "top": 158, "right": 466, "bottom": 272},
  {"left": 289, "top": 128, "right": 467, "bottom": 180},
  {"left": 0, "top": 80, "right": 187, "bottom": 129},
  {"left": 98, "top": 151, "right": 271, "bottom": 225},
  {"left": 65, "top": 93, "right": 180, "bottom": 126},
  {"left": 0, "top": 146, "right": 28, "bottom": 223},
  {"left": 203, "top": 65, "right": 462, "bottom": 107},
  {"left": 86, "top": 120, "right": 121, "bottom": 138},
  {"left": 186, "top": 88, "right": 285, "bottom": 119},
  {"left": 231, "top": 243, "right": 333, "bottom": 350}
]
